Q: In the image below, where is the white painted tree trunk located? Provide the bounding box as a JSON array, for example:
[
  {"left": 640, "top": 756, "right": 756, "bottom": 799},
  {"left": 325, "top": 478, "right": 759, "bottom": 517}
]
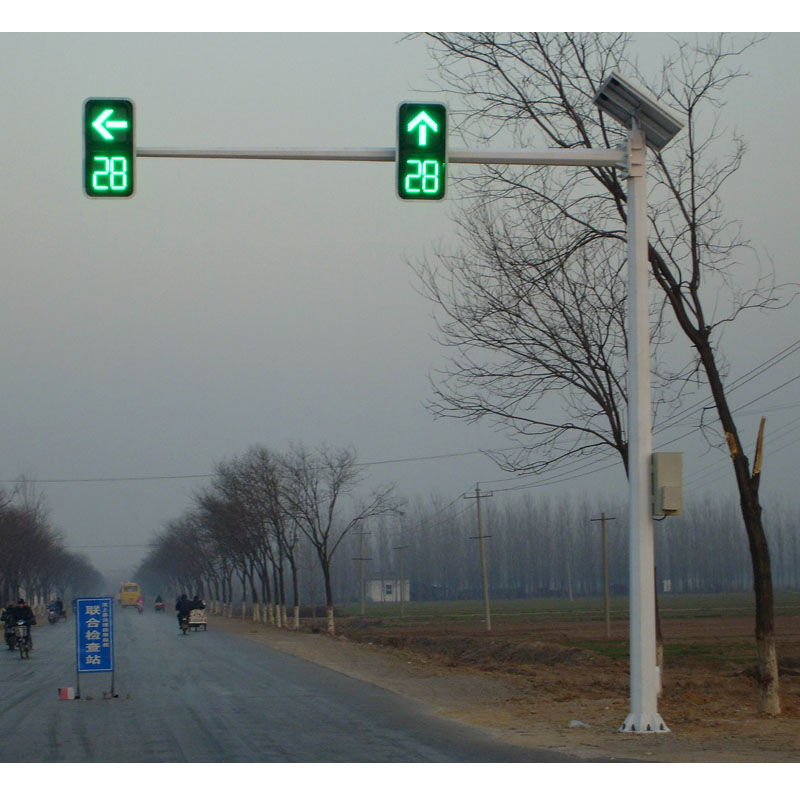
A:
[{"left": 759, "top": 635, "right": 781, "bottom": 715}]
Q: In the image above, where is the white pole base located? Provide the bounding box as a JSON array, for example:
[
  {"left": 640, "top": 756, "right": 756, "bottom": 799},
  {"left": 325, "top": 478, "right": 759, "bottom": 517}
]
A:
[{"left": 620, "top": 712, "right": 670, "bottom": 733}]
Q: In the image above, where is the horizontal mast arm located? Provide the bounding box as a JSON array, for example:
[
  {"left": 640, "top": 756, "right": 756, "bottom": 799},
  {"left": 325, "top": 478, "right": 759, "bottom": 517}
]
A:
[{"left": 136, "top": 146, "right": 626, "bottom": 168}]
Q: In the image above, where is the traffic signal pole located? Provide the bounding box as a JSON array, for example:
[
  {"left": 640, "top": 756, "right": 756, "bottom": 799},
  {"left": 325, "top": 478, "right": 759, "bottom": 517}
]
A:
[{"left": 132, "top": 137, "right": 671, "bottom": 732}]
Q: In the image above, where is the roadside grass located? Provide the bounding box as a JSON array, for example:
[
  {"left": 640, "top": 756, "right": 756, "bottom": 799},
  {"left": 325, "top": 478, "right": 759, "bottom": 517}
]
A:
[{"left": 339, "top": 590, "right": 800, "bottom": 625}]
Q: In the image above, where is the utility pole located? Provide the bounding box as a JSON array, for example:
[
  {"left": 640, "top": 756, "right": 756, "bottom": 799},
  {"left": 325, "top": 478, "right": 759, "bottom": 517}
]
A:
[
  {"left": 352, "top": 529, "right": 372, "bottom": 616},
  {"left": 566, "top": 559, "right": 574, "bottom": 602},
  {"left": 464, "top": 483, "right": 493, "bottom": 632},
  {"left": 392, "top": 545, "right": 408, "bottom": 617},
  {"left": 591, "top": 513, "right": 616, "bottom": 639}
]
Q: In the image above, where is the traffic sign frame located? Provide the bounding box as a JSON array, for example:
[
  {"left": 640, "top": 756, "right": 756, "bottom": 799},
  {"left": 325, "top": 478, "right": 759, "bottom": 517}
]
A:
[
  {"left": 83, "top": 98, "right": 136, "bottom": 198},
  {"left": 396, "top": 102, "right": 448, "bottom": 201}
]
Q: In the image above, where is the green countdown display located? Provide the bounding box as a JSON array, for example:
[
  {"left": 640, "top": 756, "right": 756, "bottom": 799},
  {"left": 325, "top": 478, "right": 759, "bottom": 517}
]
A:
[
  {"left": 83, "top": 98, "right": 134, "bottom": 198},
  {"left": 396, "top": 102, "right": 447, "bottom": 200}
]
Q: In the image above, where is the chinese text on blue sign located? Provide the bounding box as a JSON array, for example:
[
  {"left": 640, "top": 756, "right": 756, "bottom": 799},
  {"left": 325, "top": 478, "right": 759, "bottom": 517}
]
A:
[{"left": 75, "top": 597, "right": 114, "bottom": 673}]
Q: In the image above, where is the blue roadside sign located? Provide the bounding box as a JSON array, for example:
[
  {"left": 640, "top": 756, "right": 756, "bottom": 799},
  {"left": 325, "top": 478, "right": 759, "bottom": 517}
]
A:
[{"left": 75, "top": 597, "right": 114, "bottom": 673}]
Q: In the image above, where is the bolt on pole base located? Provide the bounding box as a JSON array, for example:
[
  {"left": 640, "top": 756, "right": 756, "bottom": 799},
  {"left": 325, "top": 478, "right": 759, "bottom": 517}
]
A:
[{"left": 619, "top": 711, "right": 670, "bottom": 733}]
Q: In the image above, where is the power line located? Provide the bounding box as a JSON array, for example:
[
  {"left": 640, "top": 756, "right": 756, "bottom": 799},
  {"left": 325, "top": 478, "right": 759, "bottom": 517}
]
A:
[
  {"left": 0, "top": 447, "right": 512, "bottom": 485},
  {"left": 1, "top": 339, "right": 796, "bottom": 492},
  {"left": 653, "top": 337, "right": 800, "bottom": 434},
  {"left": 66, "top": 543, "right": 150, "bottom": 549},
  {"left": 684, "top": 412, "right": 800, "bottom": 492},
  {"left": 1, "top": 473, "right": 215, "bottom": 485}
]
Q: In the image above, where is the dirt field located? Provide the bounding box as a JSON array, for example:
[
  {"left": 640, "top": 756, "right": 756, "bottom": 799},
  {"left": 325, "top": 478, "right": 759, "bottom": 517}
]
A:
[{"left": 213, "top": 606, "right": 800, "bottom": 762}]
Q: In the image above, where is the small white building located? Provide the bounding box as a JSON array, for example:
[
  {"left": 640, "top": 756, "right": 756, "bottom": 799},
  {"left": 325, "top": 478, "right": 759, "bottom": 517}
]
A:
[{"left": 366, "top": 577, "right": 410, "bottom": 603}]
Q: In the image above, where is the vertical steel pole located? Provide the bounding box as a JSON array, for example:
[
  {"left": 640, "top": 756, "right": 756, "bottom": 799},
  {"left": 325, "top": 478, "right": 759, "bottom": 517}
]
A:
[{"left": 621, "top": 126, "right": 668, "bottom": 733}]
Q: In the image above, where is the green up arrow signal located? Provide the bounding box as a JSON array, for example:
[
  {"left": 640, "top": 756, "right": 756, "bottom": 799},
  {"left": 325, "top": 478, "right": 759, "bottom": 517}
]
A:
[
  {"left": 92, "top": 108, "right": 129, "bottom": 141},
  {"left": 407, "top": 111, "right": 439, "bottom": 146}
]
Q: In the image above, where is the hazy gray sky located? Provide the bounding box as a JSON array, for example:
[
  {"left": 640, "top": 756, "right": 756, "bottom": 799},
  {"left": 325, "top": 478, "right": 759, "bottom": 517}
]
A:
[{"left": 1, "top": 31, "right": 798, "bottom": 582}]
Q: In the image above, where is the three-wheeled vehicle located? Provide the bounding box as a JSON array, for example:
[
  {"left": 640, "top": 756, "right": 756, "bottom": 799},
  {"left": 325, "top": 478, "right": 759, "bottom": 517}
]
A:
[{"left": 188, "top": 608, "right": 208, "bottom": 631}]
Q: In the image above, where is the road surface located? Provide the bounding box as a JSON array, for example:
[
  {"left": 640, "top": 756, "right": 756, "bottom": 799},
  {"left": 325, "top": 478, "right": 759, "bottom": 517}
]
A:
[{"left": 0, "top": 606, "right": 587, "bottom": 762}]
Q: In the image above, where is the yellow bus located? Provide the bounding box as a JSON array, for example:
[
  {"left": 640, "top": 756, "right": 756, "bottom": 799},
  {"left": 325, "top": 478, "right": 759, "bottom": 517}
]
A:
[{"left": 119, "top": 582, "right": 141, "bottom": 607}]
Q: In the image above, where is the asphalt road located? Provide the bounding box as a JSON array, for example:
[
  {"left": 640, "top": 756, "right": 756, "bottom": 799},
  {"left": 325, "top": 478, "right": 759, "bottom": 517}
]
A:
[{"left": 0, "top": 607, "right": 585, "bottom": 762}]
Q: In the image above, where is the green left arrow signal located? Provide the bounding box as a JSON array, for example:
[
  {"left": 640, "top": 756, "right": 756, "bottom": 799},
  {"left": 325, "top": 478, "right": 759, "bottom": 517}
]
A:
[
  {"left": 84, "top": 98, "right": 135, "bottom": 198},
  {"left": 92, "top": 108, "right": 129, "bottom": 141}
]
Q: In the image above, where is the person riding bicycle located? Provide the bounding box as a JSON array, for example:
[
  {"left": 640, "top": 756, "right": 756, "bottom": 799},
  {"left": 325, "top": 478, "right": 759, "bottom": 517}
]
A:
[
  {"left": 175, "top": 594, "right": 193, "bottom": 630},
  {"left": 10, "top": 599, "right": 36, "bottom": 648}
]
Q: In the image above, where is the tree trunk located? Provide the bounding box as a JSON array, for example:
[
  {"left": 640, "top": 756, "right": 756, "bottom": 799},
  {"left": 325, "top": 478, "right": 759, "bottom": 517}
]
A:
[
  {"left": 249, "top": 571, "right": 259, "bottom": 622},
  {"left": 650, "top": 243, "right": 780, "bottom": 715},
  {"left": 742, "top": 488, "right": 779, "bottom": 715},
  {"left": 697, "top": 334, "right": 779, "bottom": 714},
  {"left": 272, "top": 562, "right": 282, "bottom": 629},
  {"left": 290, "top": 556, "right": 301, "bottom": 630},
  {"left": 321, "top": 562, "right": 335, "bottom": 636},
  {"left": 260, "top": 570, "right": 273, "bottom": 626}
]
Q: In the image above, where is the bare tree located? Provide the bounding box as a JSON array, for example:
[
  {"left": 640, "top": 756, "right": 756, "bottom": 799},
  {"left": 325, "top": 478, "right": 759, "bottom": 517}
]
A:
[
  {"left": 279, "top": 443, "right": 402, "bottom": 635},
  {"left": 418, "top": 32, "right": 793, "bottom": 714},
  {"left": 237, "top": 447, "right": 303, "bottom": 629},
  {"left": 416, "top": 227, "right": 684, "bottom": 473}
]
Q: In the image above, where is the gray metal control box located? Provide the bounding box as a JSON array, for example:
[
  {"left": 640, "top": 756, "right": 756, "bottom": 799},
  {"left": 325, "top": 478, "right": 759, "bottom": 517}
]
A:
[{"left": 651, "top": 452, "right": 683, "bottom": 516}]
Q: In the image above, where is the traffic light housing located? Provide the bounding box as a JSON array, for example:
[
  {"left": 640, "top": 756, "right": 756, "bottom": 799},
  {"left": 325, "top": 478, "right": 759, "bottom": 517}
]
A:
[
  {"left": 396, "top": 102, "right": 447, "bottom": 200},
  {"left": 83, "top": 98, "right": 135, "bottom": 198}
]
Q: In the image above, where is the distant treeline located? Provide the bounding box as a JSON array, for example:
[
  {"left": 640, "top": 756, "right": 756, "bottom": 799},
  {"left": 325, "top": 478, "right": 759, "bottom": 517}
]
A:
[
  {"left": 134, "top": 441, "right": 798, "bottom": 612},
  {"left": 321, "top": 491, "right": 798, "bottom": 602}
]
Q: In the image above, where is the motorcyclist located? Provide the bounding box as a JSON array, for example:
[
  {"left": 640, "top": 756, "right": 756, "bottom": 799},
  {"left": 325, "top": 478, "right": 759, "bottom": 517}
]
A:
[
  {"left": 47, "top": 598, "right": 64, "bottom": 619},
  {"left": 154, "top": 594, "right": 164, "bottom": 612},
  {"left": 175, "top": 594, "right": 193, "bottom": 630},
  {"left": 10, "top": 599, "right": 36, "bottom": 648},
  {"left": 190, "top": 595, "right": 205, "bottom": 611}
]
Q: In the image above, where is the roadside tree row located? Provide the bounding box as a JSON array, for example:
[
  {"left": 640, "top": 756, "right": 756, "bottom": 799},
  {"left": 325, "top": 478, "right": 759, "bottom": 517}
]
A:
[
  {"left": 135, "top": 443, "right": 401, "bottom": 635},
  {"left": 0, "top": 484, "right": 103, "bottom": 606}
]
